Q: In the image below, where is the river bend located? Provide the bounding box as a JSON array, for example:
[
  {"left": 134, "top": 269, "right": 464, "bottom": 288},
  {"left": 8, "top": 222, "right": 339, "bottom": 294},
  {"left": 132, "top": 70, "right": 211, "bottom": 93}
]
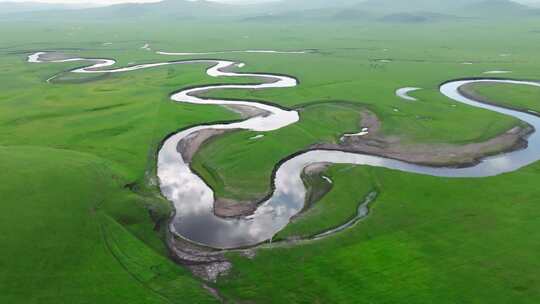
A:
[{"left": 28, "top": 51, "right": 540, "bottom": 249}]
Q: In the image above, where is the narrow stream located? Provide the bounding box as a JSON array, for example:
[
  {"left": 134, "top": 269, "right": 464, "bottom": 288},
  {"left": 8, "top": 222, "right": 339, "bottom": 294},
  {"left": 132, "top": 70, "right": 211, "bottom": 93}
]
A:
[{"left": 28, "top": 52, "right": 540, "bottom": 249}]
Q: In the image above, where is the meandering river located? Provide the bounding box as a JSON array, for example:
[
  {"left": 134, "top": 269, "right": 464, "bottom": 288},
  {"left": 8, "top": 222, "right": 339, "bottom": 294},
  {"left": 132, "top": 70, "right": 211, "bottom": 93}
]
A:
[{"left": 28, "top": 51, "right": 540, "bottom": 249}]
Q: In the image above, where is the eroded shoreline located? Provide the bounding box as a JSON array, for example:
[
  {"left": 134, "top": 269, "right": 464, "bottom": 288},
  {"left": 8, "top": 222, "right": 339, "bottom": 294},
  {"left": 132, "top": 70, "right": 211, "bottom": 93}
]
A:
[
  {"left": 27, "top": 51, "right": 540, "bottom": 281},
  {"left": 193, "top": 107, "right": 533, "bottom": 219},
  {"left": 162, "top": 76, "right": 540, "bottom": 251}
]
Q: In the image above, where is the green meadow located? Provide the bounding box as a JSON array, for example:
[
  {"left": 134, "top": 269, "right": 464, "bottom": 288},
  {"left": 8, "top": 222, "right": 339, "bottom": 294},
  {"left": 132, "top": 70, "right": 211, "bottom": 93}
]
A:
[{"left": 1, "top": 15, "right": 540, "bottom": 303}]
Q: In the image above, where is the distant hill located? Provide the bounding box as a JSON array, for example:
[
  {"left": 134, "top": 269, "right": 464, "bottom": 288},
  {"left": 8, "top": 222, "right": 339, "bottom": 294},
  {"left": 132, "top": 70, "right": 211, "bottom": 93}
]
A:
[
  {"left": 241, "top": 0, "right": 533, "bottom": 22},
  {"left": 54, "top": 0, "right": 238, "bottom": 20},
  {"left": 256, "top": 0, "right": 365, "bottom": 12},
  {"left": 379, "top": 12, "right": 463, "bottom": 23},
  {"left": 359, "top": 0, "right": 477, "bottom": 13},
  {"left": 2, "top": 0, "right": 245, "bottom": 20},
  {"left": 2, "top": 0, "right": 539, "bottom": 22},
  {"left": 0, "top": 1, "right": 88, "bottom": 14},
  {"left": 461, "top": 0, "right": 539, "bottom": 16},
  {"left": 359, "top": 0, "right": 537, "bottom": 16},
  {"left": 242, "top": 7, "right": 371, "bottom": 22}
]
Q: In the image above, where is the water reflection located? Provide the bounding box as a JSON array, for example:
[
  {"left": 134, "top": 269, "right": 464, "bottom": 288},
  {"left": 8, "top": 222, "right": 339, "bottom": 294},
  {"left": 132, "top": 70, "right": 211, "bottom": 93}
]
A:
[
  {"left": 26, "top": 52, "right": 540, "bottom": 249},
  {"left": 160, "top": 79, "right": 540, "bottom": 249}
]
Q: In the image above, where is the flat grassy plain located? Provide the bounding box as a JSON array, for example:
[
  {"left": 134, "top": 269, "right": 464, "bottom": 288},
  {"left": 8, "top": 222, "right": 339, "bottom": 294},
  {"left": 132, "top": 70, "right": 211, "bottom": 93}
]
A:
[
  {"left": 1, "top": 18, "right": 540, "bottom": 303},
  {"left": 220, "top": 163, "right": 540, "bottom": 303},
  {"left": 468, "top": 82, "right": 540, "bottom": 112},
  {"left": 0, "top": 146, "right": 216, "bottom": 303}
]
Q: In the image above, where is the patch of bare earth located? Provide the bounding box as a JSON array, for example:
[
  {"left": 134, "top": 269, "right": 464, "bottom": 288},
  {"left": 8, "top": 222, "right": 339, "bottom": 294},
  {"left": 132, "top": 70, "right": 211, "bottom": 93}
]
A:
[
  {"left": 315, "top": 110, "right": 532, "bottom": 167},
  {"left": 182, "top": 107, "right": 532, "bottom": 219},
  {"left": 177, "top": 128, "right": 229, "bottom": 163}
]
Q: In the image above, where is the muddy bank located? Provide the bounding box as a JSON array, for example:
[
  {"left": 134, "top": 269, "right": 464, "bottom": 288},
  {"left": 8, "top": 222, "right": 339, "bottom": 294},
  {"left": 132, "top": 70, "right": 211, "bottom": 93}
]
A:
[
  {"left": 300, "top": 163, "right": 333, "bottom": 213},
  {"left": 167, "top": 235, "right": 232, "bottom": 282},
  {"left": 278, "top": 191, "right": 378, "bottom": 244},
  {"left": 201, "top": 108, "right": 532, "bottom": 219},
  {"left": 167, "top": 231, "right": 257, "bottom": 282},
  {"left": 169, "top": 190, "right": 380, "bottom": 283},
  {"left": 315, "top": 110, "right": 533, "bottom": 168},
  {"left": 224, "top": 104, "right": 270, "bottom": 118},
  {"left": 30, "top": 51, "right": 540, "bottom": 250},
  {"left": 177, "top": 128, "right": 229, "bottom": 163},
  {"left": 175, "top": 106, "right": 270, "bottom": 218},
  {"left": 459, "top": 82, "right": 539, "bottom": 116},
  {"left": 185, "top": 107, "right": 532, "bottom": 220},
  {"left": 167, "top": 190, "right": 380, "bottom": 282},
  {"left": 213, "top": 163, "right": 333, "bottom": 218}
]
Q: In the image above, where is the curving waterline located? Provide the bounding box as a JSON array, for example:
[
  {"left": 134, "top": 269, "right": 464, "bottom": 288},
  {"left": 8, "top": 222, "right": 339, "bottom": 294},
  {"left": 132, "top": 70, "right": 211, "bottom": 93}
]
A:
[
  {"left": 28, "top": 51, "right": 540, "bottom": 249},
  {"left": 396, "top": 87, "right": 422, "bottom": 101},
  {"left": 157, "top": 49, "right": 310, "bottom": 56}
]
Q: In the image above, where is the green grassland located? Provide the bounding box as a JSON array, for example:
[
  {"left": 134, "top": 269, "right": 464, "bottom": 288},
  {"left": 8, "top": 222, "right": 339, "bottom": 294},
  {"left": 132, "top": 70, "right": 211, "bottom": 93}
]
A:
[
  {"left": 468, "top": 82, "right": 540, "bottom": 112},
  {"left": 0, "top": 146, "right": 216, "bottom": 304},
  {"left": 275, "top": 165, "right": 377, "bottom": 240},
  {"left": 192, "top": 102, "right": 364, "bottom": 201},
  {"left": 219, "top": 162, "right": 540, "bottom": 303},
  {"left": 1, "top": 17, "right": 540, "bottom": 303},
  {"left": 183, "top": 21, "right": 540, "bottom": 202}
]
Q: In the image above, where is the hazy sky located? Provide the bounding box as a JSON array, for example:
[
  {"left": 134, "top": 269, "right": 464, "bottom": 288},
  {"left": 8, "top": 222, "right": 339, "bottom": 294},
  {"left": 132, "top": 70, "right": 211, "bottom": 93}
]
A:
[
  {"left": 0, "top": 0, "right": 278, "bottom": 6},
  {"left": 0, "top": 0, "right": 268, "bottom": 3},
  {"left": 1, "top": 0, "right": 538, "bottom": 6}
]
